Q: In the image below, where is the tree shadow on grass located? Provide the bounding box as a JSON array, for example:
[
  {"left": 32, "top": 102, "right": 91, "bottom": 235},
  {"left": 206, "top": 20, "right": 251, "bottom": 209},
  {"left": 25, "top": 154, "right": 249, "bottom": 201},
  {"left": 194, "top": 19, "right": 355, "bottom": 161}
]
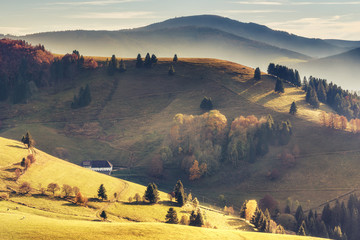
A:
[
  {"left": 6, "top": 145, "right": 27, "bottom": 149},
  {"left": 123, "top": 201, "right": 152, "bottom": 206},
  {"left": 158, "top": 200, "right": 178, "bottom": 207},
  {"left": 256, "top": 92, "right": 281, "bottom": 105}
]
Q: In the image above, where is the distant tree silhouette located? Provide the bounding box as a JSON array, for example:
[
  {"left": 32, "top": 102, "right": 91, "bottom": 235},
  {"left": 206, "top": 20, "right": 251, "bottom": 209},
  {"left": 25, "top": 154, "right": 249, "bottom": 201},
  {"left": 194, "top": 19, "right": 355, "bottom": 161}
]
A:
[
  {"left": 107, "top": 54, "right": 117, "bottom": 75},
  {"left": 254, "top": 67, "right": 261, "bottom": 80},
  {"left": 173, "top": 54, "right": 178, "bottom": 62},
  {"left": 144, "top": 53, "right": 152, "bottom": 68},
  {"left": 165, "top": 207, "right": 179, "bottom": 224},
  {"left": 289, "top": 101, "right": 297, "bottom": 115},
  {"left": 21, "top": 131, "right": 35, "bottom": 149},
  {"left": 151, "top": 54, "right": 158, "bottom": 64},
  {"left": 136, "top": 54, "right": 143, "bottom": 68},
  {"left": 200, "top": 96, "right": 213, "bottom": 110},
  {"left": 274, "top": 79, "right": 284, "bottom": 93},
  {"left": 71, "top": 84, "right": 91, "bottom": 109}
]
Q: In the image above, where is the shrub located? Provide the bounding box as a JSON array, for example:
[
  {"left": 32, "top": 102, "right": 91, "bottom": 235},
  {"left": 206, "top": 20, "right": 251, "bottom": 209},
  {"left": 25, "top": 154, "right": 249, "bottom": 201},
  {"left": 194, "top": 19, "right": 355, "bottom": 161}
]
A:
[
  {"left": 27, "top": 154, "right": 36, "bottom": 164},
  {"left": 75, "top": 192, "right": 87, "bottom": 205},
  {"left": 19, "top": 182, "right": 32, "bottom": 195}
]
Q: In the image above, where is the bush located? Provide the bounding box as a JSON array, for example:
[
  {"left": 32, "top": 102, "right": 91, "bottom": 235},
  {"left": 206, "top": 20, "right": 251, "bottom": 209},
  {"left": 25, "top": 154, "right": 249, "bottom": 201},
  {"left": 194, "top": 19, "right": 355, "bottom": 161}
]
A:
[
  {"left": 75, "top": 192, "right": 88, "bottom": 205},
  {"left": 19, "top": 182, "right": 32, "bottom": 195},
  {"left": 27, "top": 154, "right": 36, "bottom": 164},
  {"left": 277, "top": 214, "right": 297, "bottom": 231}
]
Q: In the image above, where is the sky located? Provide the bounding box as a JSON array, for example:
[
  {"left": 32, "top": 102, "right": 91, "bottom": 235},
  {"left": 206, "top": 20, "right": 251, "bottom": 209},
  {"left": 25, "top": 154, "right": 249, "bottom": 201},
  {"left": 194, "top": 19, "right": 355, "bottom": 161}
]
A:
[{"left": 1, "top": 0, "right": 360, "bottom": 40}]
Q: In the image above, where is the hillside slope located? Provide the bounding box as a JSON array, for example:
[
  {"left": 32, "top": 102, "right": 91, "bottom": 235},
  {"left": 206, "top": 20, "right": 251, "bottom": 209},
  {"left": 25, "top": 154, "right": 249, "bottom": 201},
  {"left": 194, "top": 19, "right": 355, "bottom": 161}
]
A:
[{"left": 1, "top": 57, "right": 360, "bottom": 217}]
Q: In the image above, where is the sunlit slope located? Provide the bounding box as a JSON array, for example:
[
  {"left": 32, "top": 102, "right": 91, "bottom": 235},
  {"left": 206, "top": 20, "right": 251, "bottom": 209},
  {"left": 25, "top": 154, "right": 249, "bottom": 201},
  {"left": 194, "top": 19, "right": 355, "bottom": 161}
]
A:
[
  {"left": 0, "top": 209, "right": 324, "bottom": 240},
  {"left": 0, "top": 136, "right": 165, "bottom": 201}
]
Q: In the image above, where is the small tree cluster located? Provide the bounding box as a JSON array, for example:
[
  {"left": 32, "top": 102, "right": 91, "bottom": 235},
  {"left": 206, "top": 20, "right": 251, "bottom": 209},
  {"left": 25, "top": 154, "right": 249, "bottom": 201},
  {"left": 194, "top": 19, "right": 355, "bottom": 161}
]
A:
[
  {"left": 200, "top": 96, "right": 213, "bottom": 110},
  {"left": 267, "top": 63, "right": 301, "bottom": 87},
  {"left": 189, "top": 209, "right": 204, "bottom": 227},
  {"left": 320, "top": 111, "right": 348, "bottom": 130},
  {"left": 19, "top": 182, "right": 32, "bottom": 195},
  {"left": 71, "top": 84, "right": 91, "bottom": 109}
]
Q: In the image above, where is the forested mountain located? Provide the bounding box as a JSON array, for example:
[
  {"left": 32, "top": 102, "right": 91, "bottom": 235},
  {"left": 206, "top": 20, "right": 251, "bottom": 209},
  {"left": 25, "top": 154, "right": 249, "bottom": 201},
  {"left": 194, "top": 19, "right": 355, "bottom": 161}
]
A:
[{"left": 141, "top": 15, "right": 345, "bottom": 58}]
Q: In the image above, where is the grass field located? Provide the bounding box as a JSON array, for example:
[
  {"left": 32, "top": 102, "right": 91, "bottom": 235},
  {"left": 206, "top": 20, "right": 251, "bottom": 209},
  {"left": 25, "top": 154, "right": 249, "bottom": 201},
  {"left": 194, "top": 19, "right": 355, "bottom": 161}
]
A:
[
  {"left": 0, "top": 205, "right": 324, "bottom": 240},
  {"left": 0, "top": 136, "right": 267, "bottom": 239},
  {"left": 0, "top": 57, "right": 359, "bottom": 215}
]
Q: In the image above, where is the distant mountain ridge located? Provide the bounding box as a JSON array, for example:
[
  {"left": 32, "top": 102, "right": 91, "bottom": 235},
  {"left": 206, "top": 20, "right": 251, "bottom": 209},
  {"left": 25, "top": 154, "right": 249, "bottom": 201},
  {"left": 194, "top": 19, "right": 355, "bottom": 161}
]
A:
[
  {"left": 15, "top": 25, "right": 310, "bottom": 70},
  {"left": 141, "top": 15, "right": 345, "bottom": 58}
]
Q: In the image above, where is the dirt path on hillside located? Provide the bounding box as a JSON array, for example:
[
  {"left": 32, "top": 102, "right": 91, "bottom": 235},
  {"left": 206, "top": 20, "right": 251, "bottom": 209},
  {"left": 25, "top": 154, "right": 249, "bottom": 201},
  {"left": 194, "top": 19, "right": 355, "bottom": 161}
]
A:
[{"left": 95, "top": 180, "right": 129, "bottom": 221}]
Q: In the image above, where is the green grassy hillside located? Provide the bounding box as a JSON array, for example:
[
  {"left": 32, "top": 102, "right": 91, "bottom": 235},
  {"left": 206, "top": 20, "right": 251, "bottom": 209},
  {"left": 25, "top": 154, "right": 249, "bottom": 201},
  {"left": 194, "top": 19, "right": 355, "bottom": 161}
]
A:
[
  {"left": 1, "top": 57, "right": 359, "bottom": 214},
  {"left": 0, "top": 136, "right": 324, "bottom": 240}
]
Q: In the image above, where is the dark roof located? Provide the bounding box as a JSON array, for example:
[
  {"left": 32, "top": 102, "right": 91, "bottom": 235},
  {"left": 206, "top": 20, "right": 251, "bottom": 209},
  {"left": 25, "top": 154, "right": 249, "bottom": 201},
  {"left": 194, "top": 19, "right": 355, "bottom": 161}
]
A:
[
  {"left": 81, "top": 161, "right": 91, "bottom": 167},
  {"left": 89, "top": 160, "right": 113, "bottom": 168}
]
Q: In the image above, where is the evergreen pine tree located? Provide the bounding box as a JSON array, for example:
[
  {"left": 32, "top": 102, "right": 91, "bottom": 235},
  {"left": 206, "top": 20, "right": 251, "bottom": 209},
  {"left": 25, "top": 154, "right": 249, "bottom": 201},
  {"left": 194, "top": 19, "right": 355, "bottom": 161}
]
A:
[
  {"left": 240, "top": 200, "right": 248, "bottom": 218},
  {"left": 173, "top": 54, "right": 178, "bottom": 62},
  {"left": 275, "top": 78, "right": 284, "bottom": 93},
  {"left": 194, "top": 210, "right": 205, "bottom": 227},
  {"left": 107, "top": 54, "right": 117, "bottom": 75},
  {"left": 174, "top": 180, "right": 185, "bottom": 206},
  {"left": 144, "top": 182, "right": 159, "bottom": 203},
  {"left": 165, "top": 207, "right": 179, "bottom": 224},
  {"left": 294, "top": 70, "right": 301, "bottom": 87},
  {"left": 267, "top": 63, "right": 275, "bottom": 75},
  {"left": 254, "top": 67, "right": 261, "bottom": 80},
  {"left": 97, "top": 184, "right": 107, "bottom": 200},
  {"left": 302, "top": 77, "right": 308, "bottom": 92},
  {"left": 100, "top": 210, "right": 107, "bottom": 220},
  {"left": 189, "top": 210, "right": 197, "bottom": 226},
  {"left": 144, "top": 53, "right": 152, "bottom": 68},
  {"left": 151, "top": 54, "right": 158, "bottom": 64},
  {"left": 295, "top": 205, "right": 305, "bottom": 228},
  {"left": 317, "top": 82, "right": 327, "bottom": 103},
  {"left": 136, "top": 54, "right": 143, "bottom": 68},
  {"left": 289, "top": 101, "right": 297, "bottom": 115},
  {"left": 285, "top": 205, "right": 291, "bottom": 214}
]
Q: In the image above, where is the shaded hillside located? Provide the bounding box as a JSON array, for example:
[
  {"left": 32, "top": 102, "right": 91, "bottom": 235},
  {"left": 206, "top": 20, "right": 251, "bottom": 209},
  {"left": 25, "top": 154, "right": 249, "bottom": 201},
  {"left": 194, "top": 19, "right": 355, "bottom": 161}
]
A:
[
  {"left": 298, "top": 47, "right": 360, "bottom": 90},
  {"left": 142, "top": 15, "right": 344, "bottom": 58},
  {"left": 325, "top": 39, "right": 360, "bottom": 49},
  {"left": 18, "top": 26, "right": 309, "bottom": 70}
]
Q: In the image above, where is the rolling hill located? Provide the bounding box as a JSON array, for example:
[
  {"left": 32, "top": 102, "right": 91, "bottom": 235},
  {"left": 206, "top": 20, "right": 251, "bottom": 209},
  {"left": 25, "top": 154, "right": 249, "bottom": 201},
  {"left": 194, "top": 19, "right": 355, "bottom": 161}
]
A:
[
  {"left": 1, "top": 54, "right": 360, "bottom": 217},
  {"left": 0, "top": 136, "right": 326, "bottom": 240}
]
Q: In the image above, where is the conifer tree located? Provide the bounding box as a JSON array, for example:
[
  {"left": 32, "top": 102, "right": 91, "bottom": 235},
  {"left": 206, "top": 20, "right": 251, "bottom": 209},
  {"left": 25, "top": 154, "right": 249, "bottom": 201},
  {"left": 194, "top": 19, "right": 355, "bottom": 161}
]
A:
[
  {"left": 151, "top": 54, "right": 158, "bottom": 64},
  {"left": 275, "top": 78, "right": 284, "bottom": 93},
  {"left": 240, "top": 201, "right": 248, "bottom": 218},
  {"left": 144, "top": 53, "right": 152, "bottom": 68},
  {"left": 317, "top": 82, "right": 327, "bottom": 103},
  {"left": 165, "top": 207, "right": 179, "bottom": 224},
  {"left": 200, "top": 96, "right": 213, "bottom": 110},
  {"left": 107, "top": 54, "right": 117, "bottom": 75},
  {"left": 254, "top": 67, "right": 261, "bottom": 80},
  {"left": 100, "top": 210, "right": 107, "bottom": 220},
  {"left": 21, "top": 131, "right": 35, "bottom": 149},
  {"left": 295, "top": 205, "right": 305, "bottom": 228},
  {"left": 173, "top": 54, "right": 178, "bottom": 62},
  {"left": 194, "top": 210, "right": 205, "bottom": 227},
  {"left": 174, "top": 180, "right": 185, "bottom": 206},
  {"left": 136, "top": 54, "right": 143, "bottom": 68},
  {"left": 144, "top": 182, "right": 159, "bottom": 203},
  {"left": 289, "top": 101, "right": 297, "bottom": 115},
  {"left": 97, "top": 184, "right": 107, "bottom": 200}
]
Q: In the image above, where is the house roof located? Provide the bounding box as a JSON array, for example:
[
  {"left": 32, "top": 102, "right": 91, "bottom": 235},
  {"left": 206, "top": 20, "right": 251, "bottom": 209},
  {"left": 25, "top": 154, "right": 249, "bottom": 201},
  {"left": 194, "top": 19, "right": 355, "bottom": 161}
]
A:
[{"left": 89, "top": 160, "right": 113, "bottom": 168}]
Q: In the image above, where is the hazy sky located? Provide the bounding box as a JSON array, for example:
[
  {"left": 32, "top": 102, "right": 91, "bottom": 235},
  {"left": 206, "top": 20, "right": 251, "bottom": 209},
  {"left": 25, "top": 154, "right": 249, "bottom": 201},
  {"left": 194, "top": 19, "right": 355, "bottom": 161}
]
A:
[{"left": 1, "top": 0, "right": 360, "bottom": 40}]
